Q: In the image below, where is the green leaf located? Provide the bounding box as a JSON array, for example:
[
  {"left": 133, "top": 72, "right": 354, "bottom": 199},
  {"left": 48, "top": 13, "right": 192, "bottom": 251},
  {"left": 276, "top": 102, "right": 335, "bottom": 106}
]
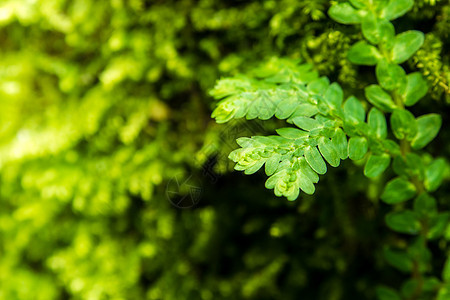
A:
[
  {"left": 244, "top": 160, "right": 265, "bottom": 174},
  {"left": 407, "top": 236, "right": 432, "bottom": 271},
  {"left": 344, "top": 96, "right": 365, "bottom": 123},
  {"left": 383, "top": 247, "right": 413, "bottom": 272},
  {"left": 361, "top": 12, "right": 380, "bottom": 44},
  {"left": 381, "top": 0, "right": 414, "bottom": 20},
  {"left": 381, "top": 177, "right": 416, "bottom": 204},
  {"left": 385, "top": 210, "right": 421, "bottom": 234},
  {"left": 392, "top": 153, "right": 425, "bottom": 178},
  {"left": 391, "top": 31, "right": 425, "bottom": 64},
  {"left": 425, "top": 158, "right": 447, "bottom": 192},
  {"left": 350, "top": 0, "right": 367, "bottom": 9},
  {"left": 305, "top": 146, "right": 327, "bottom": 175},
  {"left": 365, "top": 85, "right": 396, "bottom": 112},
  {"left": 266, "top": 159, "right": 316, "bottom": 200},
  {"left": 328, "top": 3, "right": 362, "bottom": 24},
  {"left": 401, "top": 279, "right": 418, "bottom": 299},
  {"left": 362, "top": 14, "right": 394, "bottom": 45},
  {"left": 376, "top": 286, "right": 402, "bottom": 300},
  {"left": 428, "top": 213, "right": 450, "bottom": 240},
  {"left": 375, "top": 60, "right": 406, "bottom": 91},
  {"left": 265, "top": 153, "right": 281, "bottom": 176},
  {"left": 307, "top": 77, "right": 329, "bottom": 95},
  {"left": 402, "top": 72, "right": 428, "bottom": 106},
  {"left": 276, "top": 127, "right": 308, "bottom": 139},
  {"left": 368, "top": 108, "right": 387, "bottom": 139},
  {"left": 332, "top": 128, "right": 348, "bottom": 160},
  {"left": 287, "top": 103, "right": 319, "bottom": 120},
  {"left": 443, "top": 256, "right": 450, "bottom": 282},
  {"left": 275, "top": 98, "right": 299, "bottom": 119},
  {"left": 246, "top": 94, "right": 277, "bottom": 120},
  {"left": 379, "top": 20, "right": 396, "bottom": 50},
  {"left": 348, "top": 41, "right": 382, "bottom": 65},
  {"left": 392, "top": 156, "right": 409, "bottom": 177},
  {"left": 292, "top": 116, "right": 321, "bottom": 131},
  {"left": 348, "top": 137, "right": 368, "bottom": 161},
  {"left": 318, "top": 137, "right": 340, "bottom": 167},
  {"left": 364, "top": 153, "right": 391, "bottom": 178},
  {"left": 298, "top": 172, "right": 315, "bottom": 195},
  {"left": 382, "top": 139, "right": 401, "bottom": 156},
  {"left": 438, "top": 286, "right": 450, "bottom": 300},
  {"left": 390, "top": 109, "right": 417, "bottom": 140},
  {"left": 323, "top": 82, "right": 344, "bottom": 110},
  {"left": 413, "top": 193, "right": 437, "bottom": 219},
  {"left": 405, "top": 153, "right": 425, "bottom": 178},
  {"left": 422, "top": 277, "right": 442, "bottom": 292},
  {"left": 299, "top": 157, "right": 319, "bottom": 184},
  {"left": 411, "top": 114, "right": 442, "bottom": 149}
]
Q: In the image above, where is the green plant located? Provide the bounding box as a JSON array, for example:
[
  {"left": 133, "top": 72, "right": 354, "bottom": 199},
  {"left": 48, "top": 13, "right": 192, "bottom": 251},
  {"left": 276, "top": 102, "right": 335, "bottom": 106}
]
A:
[{"left": 211, "top": 0, "right": 450, "bottom": 298}]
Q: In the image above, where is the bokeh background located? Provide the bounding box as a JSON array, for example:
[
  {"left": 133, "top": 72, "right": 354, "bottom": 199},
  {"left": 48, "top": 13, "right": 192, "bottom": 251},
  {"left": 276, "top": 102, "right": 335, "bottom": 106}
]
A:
[{"left": 0, "top": 0, "right": 448, "bottom": 299}]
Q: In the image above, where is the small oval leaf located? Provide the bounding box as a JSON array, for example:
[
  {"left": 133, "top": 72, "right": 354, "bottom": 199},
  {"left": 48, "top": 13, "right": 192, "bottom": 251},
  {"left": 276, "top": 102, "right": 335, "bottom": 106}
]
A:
[
  {"left": 368, "top": 108, "right": 388, "bottom": 139},
  {"left": 391, "top": 31, "right": 424, "bottom": 64},
  {"left": 411, "top": 114, "right": 442, "bottom": 149},
  {"left": 385, "top": 210, "right": 421, "bottom": 234},
  {"left": 364, "top": 153, "right": 391, "bottom": 178},
  {"left": 381, "top": 177, "right": 417, "bottom": 204},
  {"left": 305, "top": 146, "right": 327, "bottom": 175},
  {"left": 365, "top": 85, "right": 397, "bottom": 112},
  {"left": 318, "top": 137, "right": 340, "bottom": 167},
  {"left": 402, "top": 72, "right": 428, "bottom": 106},
  {"left": 348, "top": 136, "right": 368, "bottom": 161},
  {"left": 328, "top": 3, "right": 362, "bottom": 24},
  {"left": 348, "top": 41, "right": 382, "bottom": 66}
]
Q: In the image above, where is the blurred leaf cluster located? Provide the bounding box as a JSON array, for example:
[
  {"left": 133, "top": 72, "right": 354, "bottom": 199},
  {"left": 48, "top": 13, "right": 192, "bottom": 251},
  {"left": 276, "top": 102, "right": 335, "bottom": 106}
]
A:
[{"left": 0, "top": 0, "right": 448, "bottom": 300}]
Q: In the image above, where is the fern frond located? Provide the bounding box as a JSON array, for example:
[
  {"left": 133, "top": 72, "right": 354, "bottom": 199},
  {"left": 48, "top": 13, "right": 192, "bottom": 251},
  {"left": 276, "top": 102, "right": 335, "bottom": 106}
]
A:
[{"left": 211, "top": 58, "right": 400, "bottom": 200}]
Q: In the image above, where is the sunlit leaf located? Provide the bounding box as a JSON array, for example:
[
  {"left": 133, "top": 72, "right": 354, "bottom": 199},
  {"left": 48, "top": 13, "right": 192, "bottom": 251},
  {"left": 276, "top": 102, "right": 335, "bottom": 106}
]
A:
[
  {"left": 348, "top": 41, "right": 382, "bottom": 65},
  {"left": 411, "top": 114, "right": 442, "bottom": 149}
]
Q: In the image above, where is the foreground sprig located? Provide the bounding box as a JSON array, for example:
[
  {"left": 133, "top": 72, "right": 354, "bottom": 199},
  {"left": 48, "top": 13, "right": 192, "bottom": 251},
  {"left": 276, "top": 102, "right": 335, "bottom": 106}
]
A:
[{"left": 212, "top": 0, "right": 449, "bottom": 299}]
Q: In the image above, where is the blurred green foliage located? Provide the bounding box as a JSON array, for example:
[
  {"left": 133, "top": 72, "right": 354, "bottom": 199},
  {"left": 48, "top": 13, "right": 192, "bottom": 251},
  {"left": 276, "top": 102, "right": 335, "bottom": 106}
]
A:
[{"left": 0, "top": 0, "right": 448, "bottom": 299}]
